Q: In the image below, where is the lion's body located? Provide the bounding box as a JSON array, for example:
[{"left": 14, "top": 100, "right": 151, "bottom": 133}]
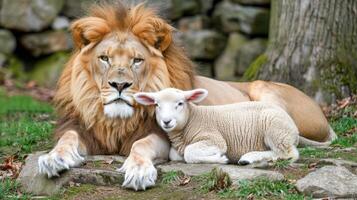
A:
[{"left": 38, "top": 2, "right": 335, "bottom": 191}]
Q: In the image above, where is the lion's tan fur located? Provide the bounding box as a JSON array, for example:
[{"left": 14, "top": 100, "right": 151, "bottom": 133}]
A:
[{"left": 54, "top": 3, "right": 194, "bottom": 155}]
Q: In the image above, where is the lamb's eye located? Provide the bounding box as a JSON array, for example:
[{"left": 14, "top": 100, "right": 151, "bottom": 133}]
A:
[
  {"left": 177, "top": 102, "right": 184, "bottom": 106},
  {"left": 133, "top": 58, "right": 144, "bottom": 64},
  {"left": 155, "top": 103, "right": 159, "bottom": 107},
  {"left": 99, "top": 55, "right": 109, "bottom": 62}
]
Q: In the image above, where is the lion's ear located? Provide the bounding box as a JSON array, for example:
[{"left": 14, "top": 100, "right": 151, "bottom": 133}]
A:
[
  {"left": 71, "top": 17, "right": 111, "bottom": 48},
  {"left": 130, "top": 4, "right": 173, "bottom": 52}
]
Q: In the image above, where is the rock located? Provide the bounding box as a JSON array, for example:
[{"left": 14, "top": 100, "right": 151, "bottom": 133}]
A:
[
  {"left": 195, "top": 61, "right": 213, "bottom": 77},
  {"left": 0, "top": 0, "right": 64, "bottom": 32},
  {"left": 21, "top": 30, "right": 73, "bottom": 57},
  {"left": 317, "top": 158, "right": 357, "bottom": 168},
  {"left": 17, "top": 152, "right": 124, "bottom": 196},
  {"left": 29, "top": 52, "right": 70, "bottom": 88},
  {"left": 0, "top": 29, "right": 16, "bottom": 54},
  {"left": 62, "top": 0, "right": 96, "bottom": 18},
  {"left": 231, "top": 0, "right": 271, "bottom": 6},
  {"left": 0, "top": 53, "right": 6, "bottom": 67},
  {"left": 200, "top": 0, "right": 214, "bottom": 14},
  {"left": 171, "top": 0, "right": 201, "bottom": 19},
  {"left": 295, "top": 166, "right": 357, "bottom": 198},
  {"left": 18, "top": 151, "right": 284, "bottom": 195},
  {"left": 159, "top": 163, "right": 284, "bottom": 184},
  {"left": 86, "top": 155, "right": 126, "bottom": 163},
  {"left": 178, "top": 15, "right": 210, "bottom": 32},
  {"left": 180, "top": 30, "right": 227, "bottom": 60},
  {"left": 213, "top": 1, "right": 270, "bottom": 35},
  {"left": 51, "top": 16, "right": 70, "bottom": 30},
  {"left": 214, "top": 33, "right": 248, "bottom": 80},
  {"left": 1, "top": 55, "right": 27, "bottom": 80},
  {"left": 235, "top": 39, "right": 267, "bottom": 76}
]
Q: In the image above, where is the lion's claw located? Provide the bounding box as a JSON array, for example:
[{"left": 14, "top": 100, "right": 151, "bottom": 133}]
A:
[{"left": 118, "top": 156, "right": 157, "bottom": 191}]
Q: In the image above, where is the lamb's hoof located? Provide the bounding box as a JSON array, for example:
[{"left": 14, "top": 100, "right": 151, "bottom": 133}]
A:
[{"left": 238, "top": 160, "right": 250, "bottom": 165}]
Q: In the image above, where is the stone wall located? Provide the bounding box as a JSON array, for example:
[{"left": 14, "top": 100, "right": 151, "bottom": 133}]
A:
[{"left": 0, "top": 0, "right": 270, "bottom": 87}]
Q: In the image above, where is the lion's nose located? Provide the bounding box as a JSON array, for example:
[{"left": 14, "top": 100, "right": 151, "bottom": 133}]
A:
[{"left": 108, "top": 81, "right": 133, "bottom": 94}]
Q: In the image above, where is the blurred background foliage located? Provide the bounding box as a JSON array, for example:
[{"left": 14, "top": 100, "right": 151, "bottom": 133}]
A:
[
  {"left": 0, "top": 0, "right": 356, "bottom": 104},
  {"left": 0, "top": 0, "right": 270, "bottom": 89}
]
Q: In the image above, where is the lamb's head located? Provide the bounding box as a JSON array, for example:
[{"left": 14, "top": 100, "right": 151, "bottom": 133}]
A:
[{"left": 134, "top": 88, "right": 208, "bottom": 133}]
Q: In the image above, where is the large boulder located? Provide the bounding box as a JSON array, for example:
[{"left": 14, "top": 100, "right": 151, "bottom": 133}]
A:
[
  {"left": 159, "top": 163, "right": 284, "bottom": 184},
  {"left": 21, "top": 30, "right": 73, "bottom": 57},
  {"left": 0, "top": 0, "right": 64, "bottom": 32},
  {"left": 213, "top": 1, "right": 270, "bottom": 35},
  {"left": 235, "top": 38, "right": 267, "bottom": 76},
  {"left": 178, "top": 15, "right": 210, "bottom": 32},
  {"left": 0, "top": 29, "right": 16, "bottom": 54},
  {"left": 214, "top": 33, "right": 248, "bottom": 80},
  {"left": 17, "top": 152, "right": 125, "bottom": 196},
  {"left": 18, "top": 152, "right": 284, "bottom": 195},
  {"left": 62, "top": 0, "right": 96, "bottom": 18},
  {"left": 295, "top": 166, "right": 357, "bottom": 198},
  {"left": 180, "top": 30, "right": 227, "bottom": 60},
  {"left": 171, "top": 0, "right": 201, "bottom": 19}
]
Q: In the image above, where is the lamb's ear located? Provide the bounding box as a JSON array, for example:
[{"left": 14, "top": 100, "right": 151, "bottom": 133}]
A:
[
  {"left": 134, "top": 92, "right": 156, "bottom": 106},
  {"left": 71, "top": 17, "right": 111, "bottom": 48},
  {"left": 184, "top": 89, "right": 208, "bottom": 103}
]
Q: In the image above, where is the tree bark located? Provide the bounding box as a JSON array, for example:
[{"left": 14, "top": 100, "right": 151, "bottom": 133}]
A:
[{"left": 258, "top": 0, "right": 357, "bottom": 103}]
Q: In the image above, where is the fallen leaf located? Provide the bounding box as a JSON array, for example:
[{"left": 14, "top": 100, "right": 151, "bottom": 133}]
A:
[
  {"left": 104, "top": 159, "right": 114, "bottom": 165},
  {"left": 179, "top": 176, "right": 191, "bottom": 186}
]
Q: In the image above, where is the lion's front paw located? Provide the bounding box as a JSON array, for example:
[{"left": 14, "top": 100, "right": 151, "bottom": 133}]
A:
[
  {"left": 38, "top": 147, "right": 84, "bottom": 177},
  {"left": 117, "top": 156, "right": 157, "bottom": 191}
]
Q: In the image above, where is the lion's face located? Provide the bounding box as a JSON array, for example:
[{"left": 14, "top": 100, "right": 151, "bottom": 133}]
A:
[{"left": 91, "top": 34, "right": 154, "bottom": 118}]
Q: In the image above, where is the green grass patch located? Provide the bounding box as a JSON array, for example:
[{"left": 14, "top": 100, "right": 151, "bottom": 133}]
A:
[
  {"left": 330, "top": 117, "right": 357, "bottom": 147},
  {"left": 193, "top": 168, "right": 231, "bottom": 193},
  {"left": 299, "top": 147, "right": 357, "bottom": 162},
  {"left": 161, "top": 171, "right": 182, "bottom": 184},
  {"left": 48, "top": 184, "right": 96, "bottom": 200},
  {"left": 0, "top": 93, "right": 54, "bottom": 161},
  {"left": 0, "top": 178, "right": 31, "bottom": 200},
  {"left": 218, "top": 178, "right": 308, "bottom": 200},
  {"left": 273, "top": 159, "right": 292, "bottom": 170}
]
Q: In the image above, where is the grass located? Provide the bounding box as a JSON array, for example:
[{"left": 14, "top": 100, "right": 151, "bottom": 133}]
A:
[
  {"left": 330, "top": 117, "right": 357, "bottom": 147},
  {"left": 161, "top": 170, "right": 182, "bottom": 184},
  {"left": 0, "top": 92, "right": 54, "bottom": 161},
  {"left": 217, "top": 178, "right": 309, "bottom": 200},
  {"left": 272, "top": 159, "right": 292, "bottom": 170},
  {"left": 193, "top": 168, "right": 231, "bottom": 193},
  {"left": 0, "top": 178, "right": 31, "bottom": 200}
]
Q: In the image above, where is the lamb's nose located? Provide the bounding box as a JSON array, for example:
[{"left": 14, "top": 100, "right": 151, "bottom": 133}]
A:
[{"left": 163, "top": 120, "right": 172, "bottom": 126}]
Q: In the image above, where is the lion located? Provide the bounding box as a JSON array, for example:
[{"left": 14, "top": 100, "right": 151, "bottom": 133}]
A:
[{"left": 38, "top": 2, "right": 336, "bottom": 190}]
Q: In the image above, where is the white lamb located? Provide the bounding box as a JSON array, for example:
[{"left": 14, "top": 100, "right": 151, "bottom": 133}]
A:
[{"left": 133, "top": 88, "right": 299, "bottom": 165}]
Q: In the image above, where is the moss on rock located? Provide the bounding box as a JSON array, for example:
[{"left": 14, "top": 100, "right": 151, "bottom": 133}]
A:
[
  {"left": 242, "top": 54, "right": 268, "bottom": 81},
  {"left": 30, "top": 52, "right": 69, "bottom": 88}
]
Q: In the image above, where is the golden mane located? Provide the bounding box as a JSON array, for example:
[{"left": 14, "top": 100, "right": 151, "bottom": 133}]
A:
[{"left": 53, "top": 2, "right": 195, "bottom": 155}]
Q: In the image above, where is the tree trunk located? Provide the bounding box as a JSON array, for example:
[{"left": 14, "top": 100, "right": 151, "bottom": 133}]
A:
[{"left": 257, "top": 0, "right": 357, "bottom": 103}]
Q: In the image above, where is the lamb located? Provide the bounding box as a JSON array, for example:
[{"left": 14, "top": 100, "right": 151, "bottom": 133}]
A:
[{"left": 133, "top": 88, "right": 299, "bottom": 165}]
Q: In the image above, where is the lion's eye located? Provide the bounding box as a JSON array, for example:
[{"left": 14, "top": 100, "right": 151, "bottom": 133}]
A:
[
  {"left": 99, "top": 55, "right": 109, "bottom": 62},
  {"left": 133, "top": 58, "right": 144, "bottom": 64}
]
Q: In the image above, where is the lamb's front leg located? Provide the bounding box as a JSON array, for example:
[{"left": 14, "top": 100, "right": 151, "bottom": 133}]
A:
[
  {"left": 184, "top": 141, "right": 228, "bottom": 164},
  {"left": 38, "top": 130, "right": 86, "bottom": 177},
  {"left": 118, "top": 133, "right": 170, "bottom": 190}
]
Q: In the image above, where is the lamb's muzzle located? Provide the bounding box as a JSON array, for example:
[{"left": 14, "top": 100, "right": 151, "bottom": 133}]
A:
[{"left": 134, "top": 88, "right": 300, "bottom": 165}]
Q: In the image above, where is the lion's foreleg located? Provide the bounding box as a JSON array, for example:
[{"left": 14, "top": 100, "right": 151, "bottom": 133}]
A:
[
  {"left": 118, "top": 133, "right": 170, "bottom": 191},
  {"left": 38, "top": 130, "right": 87, "bottom": 177}
]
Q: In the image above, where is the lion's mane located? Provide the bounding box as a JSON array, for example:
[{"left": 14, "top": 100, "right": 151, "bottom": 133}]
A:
[{"left": 53, "top": 2, "right": 195, "bottom": 155}]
